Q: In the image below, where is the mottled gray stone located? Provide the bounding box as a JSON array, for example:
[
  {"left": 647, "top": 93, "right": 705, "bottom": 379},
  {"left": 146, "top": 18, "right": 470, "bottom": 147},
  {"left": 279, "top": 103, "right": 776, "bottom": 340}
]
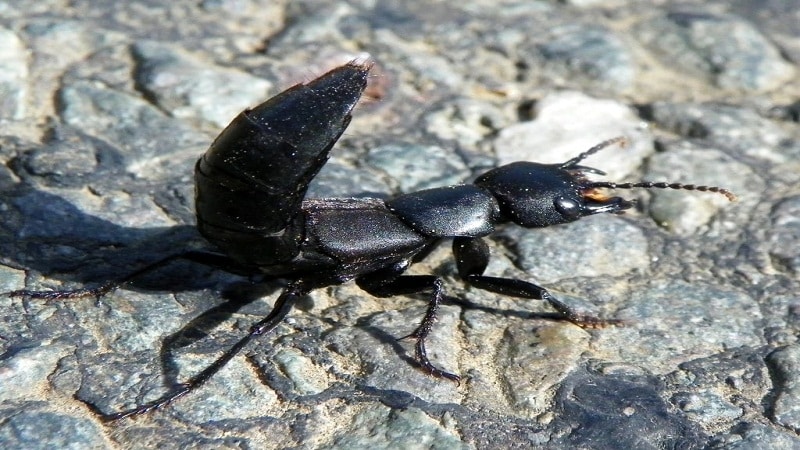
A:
[
  {"left": 550, "top": 368, "right": 706, "bottom": 448},
  {"left": 0, "top": 26, "right": 28, "bottom": 121},
  {"left": 607, "top": 281, "right": 762, "bottom": 373},
  {"left": 58, "top": 81, "right": 206, "bottom": 180},
  {"left": 324, "top": 302, "right": 463, "bottom": 404},
  {"left": 11, "top": 187, "right": 173, "bottom": 242},
  {"left": 562, "top": 0, "right": 627, "bottom": 6},
  {"left": 167, "top": 356, "right": 279, "bottom": 423},
  {"left": 324, "top": 406, "right": 467, "bottom": 450},
  {"left": 497, "top": 323, "right": 591, "bottom": 414},
  {"left": 767, "top": 196, "right": 800, "bottom": 275},
  {"left": 646, "top": 146, "right": 756, "bottom": 235},
  {"left": 536, "top": 24, "right": 635, "bottom": 93},
  {"left": 272, "top": 347, "right": 329, "bottom": 395},
  {"left": 644, "top": 102, "right": 797, "bottom": 167},
  {"left": 494, "top": 91, "right": 654, "bottom": 180},
  {"left": 0, "top": 342, "right": 73, "bottom": 402},
  {"left": 366, "top": 143, "right": 470, "bottom": 192},
  {"left": 423, "top": 97, "right": 511, "bottom": 149},
  {"left": 132, "top": 41, "right": 272, "bottom": 127},
  {"left": 21, "top": 136, "right": 99, "bottom": 180},
  {"left": 0, "top": 265, "right": 24, "bottom": 292},
  {"left": 634, "top": 11, "right": 795, "bottom": 92},
  {"left": 672, "top": 390, "right": 743, "bottom": 427},
  {"left": 728, "top": 0, "right": 800, "bottom": 64},
  {"left": 667, "top": 347, "right": 770, "bottom": 427},
  {"left": 307, "top": 160, "right": 393, "bottom": 199},
  {"left": 761, "top": 293, "right": 800, "bottom": 347},
  {"left": 1, "top": 0, "right": 797, "bottom": 448},
  {"left": 721, "top": 423, "right": 800, "bottom": 450},
  {"left": 767, "top": 345, "right": 800, "bottom": 432},
  {"left": 503, "top": 215, "right": 649, "bottom": 284},
  {"left": 0, "top": 410, "right": 107, "bottom": 450}
]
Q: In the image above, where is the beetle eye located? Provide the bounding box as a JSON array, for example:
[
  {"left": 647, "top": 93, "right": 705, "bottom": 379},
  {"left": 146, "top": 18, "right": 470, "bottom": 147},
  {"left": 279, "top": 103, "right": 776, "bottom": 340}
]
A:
[{"left": 554, "top": 196, "right": 581, "bottom": 219}]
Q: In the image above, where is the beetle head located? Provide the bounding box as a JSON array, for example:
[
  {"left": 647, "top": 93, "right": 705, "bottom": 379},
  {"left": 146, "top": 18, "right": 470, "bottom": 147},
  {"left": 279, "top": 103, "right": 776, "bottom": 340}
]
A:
[
  {"left": 475, "top": 137, "right": 736, "bottom": 229},
  {"left": 474, "top": 160, "right": 633, "bottom": 228}
]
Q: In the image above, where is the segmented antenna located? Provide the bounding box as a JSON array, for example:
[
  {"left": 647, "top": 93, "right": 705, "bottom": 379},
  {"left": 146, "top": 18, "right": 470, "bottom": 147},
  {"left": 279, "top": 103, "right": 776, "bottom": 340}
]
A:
[
  {"left": 560, "top": 136, "right": 628, "bottom": 169},
  {"left": 559, "top": 137, "right": 736, "bottom": 201},
  {"left": 588, "top": 181, "right": 737, "bottom": 202}
]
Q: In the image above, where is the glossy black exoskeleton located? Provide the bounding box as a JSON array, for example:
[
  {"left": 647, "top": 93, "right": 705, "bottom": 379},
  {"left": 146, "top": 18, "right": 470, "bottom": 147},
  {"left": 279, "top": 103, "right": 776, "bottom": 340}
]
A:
[{"left": 8, "top": 61, "right": 735, "bottom": 421}]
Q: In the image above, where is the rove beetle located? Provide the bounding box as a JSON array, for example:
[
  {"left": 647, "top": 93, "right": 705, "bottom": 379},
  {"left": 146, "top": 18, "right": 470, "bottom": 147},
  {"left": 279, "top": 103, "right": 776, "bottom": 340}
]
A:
[{"left": 8, "top": 61, "right": 735, "bottom": 421}]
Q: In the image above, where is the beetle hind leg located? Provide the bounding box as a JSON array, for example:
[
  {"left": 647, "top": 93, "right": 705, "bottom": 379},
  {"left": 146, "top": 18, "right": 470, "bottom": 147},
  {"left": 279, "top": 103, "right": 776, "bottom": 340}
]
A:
[{"left": 94, "top": 282, "right": 304, "bottom": 421}]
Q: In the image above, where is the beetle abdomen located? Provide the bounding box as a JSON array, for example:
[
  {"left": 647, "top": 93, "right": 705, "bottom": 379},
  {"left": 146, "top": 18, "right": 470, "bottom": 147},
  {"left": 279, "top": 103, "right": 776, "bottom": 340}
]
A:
[{"left": 195, "top": 62, "right": 371, "bottom": 264}]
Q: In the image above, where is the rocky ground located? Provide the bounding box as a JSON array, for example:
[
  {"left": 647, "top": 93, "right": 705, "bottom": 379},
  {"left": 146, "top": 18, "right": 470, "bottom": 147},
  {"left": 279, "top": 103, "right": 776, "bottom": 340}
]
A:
[{"left": 1, "top": 0, "right": 799, "bottom": 448}]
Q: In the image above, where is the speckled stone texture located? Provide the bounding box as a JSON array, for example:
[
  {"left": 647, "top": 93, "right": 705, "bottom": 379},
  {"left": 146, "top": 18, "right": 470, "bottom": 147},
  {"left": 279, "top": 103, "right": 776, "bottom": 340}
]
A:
[{"left": 1, "top": 0, "right": 799, "bottom": 448}]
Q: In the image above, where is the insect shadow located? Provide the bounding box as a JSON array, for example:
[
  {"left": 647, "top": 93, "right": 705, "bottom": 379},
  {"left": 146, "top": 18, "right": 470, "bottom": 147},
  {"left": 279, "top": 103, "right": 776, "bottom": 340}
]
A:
[
  {"left": 0, "top": 185, "right": 212, "bottom": 291},
  {"left": 0, "top": 185, "right": 266, "bottom": 396}
]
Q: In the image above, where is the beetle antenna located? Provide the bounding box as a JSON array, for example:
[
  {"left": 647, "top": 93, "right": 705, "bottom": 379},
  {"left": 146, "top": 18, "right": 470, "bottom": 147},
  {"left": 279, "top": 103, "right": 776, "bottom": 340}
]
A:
[
  {"left": 560, "top": 136, "right": 628, "bottom": 169},
  {"left": 588, "top": 181, "right": 737, "bottom": 201}
]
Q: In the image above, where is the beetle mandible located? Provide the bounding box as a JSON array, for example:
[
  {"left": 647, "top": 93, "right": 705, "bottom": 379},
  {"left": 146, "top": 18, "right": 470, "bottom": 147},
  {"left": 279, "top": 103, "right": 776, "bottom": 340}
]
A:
[{"left": 9, "top": 61, "right": 735, "bottom": 421}]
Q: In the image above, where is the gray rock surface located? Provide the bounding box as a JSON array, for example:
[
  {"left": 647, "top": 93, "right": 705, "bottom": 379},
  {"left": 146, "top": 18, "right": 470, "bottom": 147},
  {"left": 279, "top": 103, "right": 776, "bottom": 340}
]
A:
[{"left": 1, "top": 0, "right": 798, "bottom": 448}]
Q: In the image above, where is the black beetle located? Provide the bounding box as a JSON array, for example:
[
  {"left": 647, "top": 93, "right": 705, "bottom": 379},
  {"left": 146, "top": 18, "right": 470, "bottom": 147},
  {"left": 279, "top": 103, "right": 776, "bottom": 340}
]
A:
[{"left": 8, "top": 61, "right": 735, "bottom": 420}]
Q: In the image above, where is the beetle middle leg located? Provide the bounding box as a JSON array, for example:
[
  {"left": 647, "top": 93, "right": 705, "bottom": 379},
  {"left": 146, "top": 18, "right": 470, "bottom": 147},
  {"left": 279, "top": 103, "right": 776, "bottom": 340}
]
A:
[
  {"left": 357, "top": 264, "right": 460, "bottom": 382},
  {"left": 452, "top": 237, "right": 615, "bottom": 328}
]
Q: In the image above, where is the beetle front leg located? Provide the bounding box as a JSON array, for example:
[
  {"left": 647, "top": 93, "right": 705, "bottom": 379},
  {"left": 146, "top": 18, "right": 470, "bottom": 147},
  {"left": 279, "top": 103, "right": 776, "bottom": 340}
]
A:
[
  {"left": 453, "top": 237, "right": 616, "bottom": 328},
  {"left": 357, "top": 265, "right": 460, "bottom": 382}
]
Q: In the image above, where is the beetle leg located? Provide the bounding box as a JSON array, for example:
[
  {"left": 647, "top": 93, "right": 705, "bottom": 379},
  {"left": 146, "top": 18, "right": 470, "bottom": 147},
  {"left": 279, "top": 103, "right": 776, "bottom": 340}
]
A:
[
  {"left": 357, "top": 266, "right": 460, "bottom": 382},
  {"left": 95, "top": 281, "right": 304, "bottom": 421},
  {"left": 453, "top": 237, "right": 617, "bottom": 328},
  {"left": 7, "top": 250, "right": 243, "bottom": 300},
  {"left": 159, "top": 282, "right": 280, "bottom": 387}
]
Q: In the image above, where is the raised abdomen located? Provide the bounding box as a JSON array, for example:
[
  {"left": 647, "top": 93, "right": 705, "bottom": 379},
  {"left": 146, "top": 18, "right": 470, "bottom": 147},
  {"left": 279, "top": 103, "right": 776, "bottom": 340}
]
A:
[{"left": 194, "top": 62, "right": 371, "bottom": 266}]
